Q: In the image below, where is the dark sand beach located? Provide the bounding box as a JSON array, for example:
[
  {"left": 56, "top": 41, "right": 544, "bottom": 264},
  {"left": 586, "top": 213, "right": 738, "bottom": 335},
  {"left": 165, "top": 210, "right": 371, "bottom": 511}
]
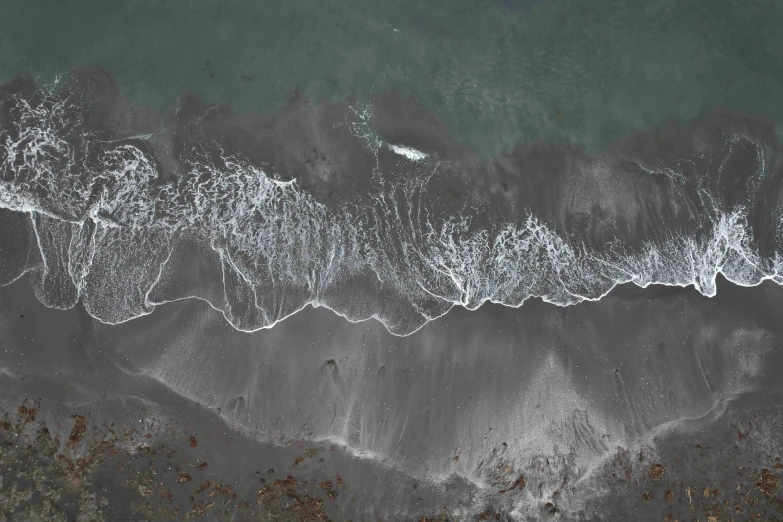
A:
[{"left": 2, "top": 270, "right": 782, "bottom": 519}]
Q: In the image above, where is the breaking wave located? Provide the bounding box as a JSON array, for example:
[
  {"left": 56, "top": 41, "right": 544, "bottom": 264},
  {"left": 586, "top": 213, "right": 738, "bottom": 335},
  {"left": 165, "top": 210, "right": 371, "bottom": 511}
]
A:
[{"left": 1, "top": 70, "right": 781, "bottom": 335}]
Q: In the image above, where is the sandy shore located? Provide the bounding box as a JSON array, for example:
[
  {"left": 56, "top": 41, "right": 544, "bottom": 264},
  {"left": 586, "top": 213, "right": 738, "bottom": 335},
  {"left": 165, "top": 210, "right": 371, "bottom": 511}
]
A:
[{"left": 2, "top": 273, "right": 782, "bottom": 519}]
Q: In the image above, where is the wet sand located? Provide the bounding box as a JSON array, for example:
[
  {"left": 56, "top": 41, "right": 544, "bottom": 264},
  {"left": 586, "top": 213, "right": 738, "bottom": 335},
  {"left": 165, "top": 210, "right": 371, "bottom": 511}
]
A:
[{"left": 2, "top": 272, "right": 782, "bottom": 519}]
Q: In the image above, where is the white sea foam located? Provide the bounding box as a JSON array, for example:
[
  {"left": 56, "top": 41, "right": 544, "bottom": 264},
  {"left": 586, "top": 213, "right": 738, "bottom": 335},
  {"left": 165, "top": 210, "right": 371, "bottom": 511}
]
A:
[
  {"left": 388, "top": 143, "right": 429, "bottom": 161},
  {"left": 1, "top": 86, "right": 781, "bottom": 336}
]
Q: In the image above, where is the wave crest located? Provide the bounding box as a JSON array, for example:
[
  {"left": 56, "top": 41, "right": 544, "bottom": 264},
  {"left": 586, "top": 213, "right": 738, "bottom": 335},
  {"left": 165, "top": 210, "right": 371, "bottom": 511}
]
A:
[{"left": 1, "top": 70, "right": 781, "bottom": 335}]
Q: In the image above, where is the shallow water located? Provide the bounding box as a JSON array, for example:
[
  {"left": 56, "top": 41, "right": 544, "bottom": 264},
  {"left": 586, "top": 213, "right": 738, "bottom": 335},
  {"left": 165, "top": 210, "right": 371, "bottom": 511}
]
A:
[{"left": 3, "top": 1, "right": 782, "bottom": 155}]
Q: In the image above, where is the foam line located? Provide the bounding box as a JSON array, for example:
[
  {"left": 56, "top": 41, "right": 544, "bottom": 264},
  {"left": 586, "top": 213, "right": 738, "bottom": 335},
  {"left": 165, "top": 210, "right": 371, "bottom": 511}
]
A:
[{"left": 1, "top": 71, "right": 782, "bottom": 336}]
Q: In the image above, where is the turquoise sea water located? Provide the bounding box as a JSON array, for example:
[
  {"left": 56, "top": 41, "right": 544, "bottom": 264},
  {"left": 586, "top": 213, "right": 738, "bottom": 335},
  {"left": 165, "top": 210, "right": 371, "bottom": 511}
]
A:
[{"left": 2, "top": 0, "right": 781, "bottom": 157}]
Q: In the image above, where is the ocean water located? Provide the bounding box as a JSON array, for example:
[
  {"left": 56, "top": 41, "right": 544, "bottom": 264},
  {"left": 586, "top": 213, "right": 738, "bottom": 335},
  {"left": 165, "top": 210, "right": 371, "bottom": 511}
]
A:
[
  {"left": 1, "top": 1, "right": 783, "bottom": 520},
  {"left": 3, "top": 0, "right": 782, "bottom": 157}
]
